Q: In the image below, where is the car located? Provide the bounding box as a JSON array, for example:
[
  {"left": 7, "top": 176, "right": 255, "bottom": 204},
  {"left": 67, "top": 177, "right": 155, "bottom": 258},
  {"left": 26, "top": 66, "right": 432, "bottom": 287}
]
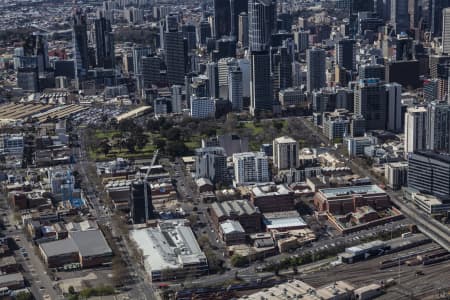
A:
[{"left": 14, "top": 236, "right": 20, "bottom": 242}]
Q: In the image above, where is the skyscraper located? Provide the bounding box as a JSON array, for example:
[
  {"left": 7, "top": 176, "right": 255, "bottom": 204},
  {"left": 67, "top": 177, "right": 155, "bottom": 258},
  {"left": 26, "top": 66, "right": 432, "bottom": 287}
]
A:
[
  {"left": 385, "top": 83, "right": 403, "bottom": 132},
  {"left": 306, "top": 48, "right": 326, "bottom": 93},
  {"left": 172, "top": 85, "right": 183, "bottom": 113},
  {"left": 250, "top": 51, "right": 273, "bottom": 115},
  {"left": 404, "top": 106, "right": 427, "bottom": 156},
  {"left": 24, "top": 33, "right": 49, "bottom": 75},
  {"left": 238, "top": 12, "right": 249, "bottom": 47},
  {"left": 426, "top": 101, "right": 450, "bottom": 153},
  {"left": 72, "top": 9, "right": 89, "bottom": 86},
  {"left": 336, "top": 39, "right": 356, "bottom": 71},
  {"left": 231, "top": 0, "right": 248, "bottom": 38},
  {"left": 429, "top": 0, "right": 450, "bottom": 37},
  {"left": 163, "top": 15, "right": 186, "bottom": 85},
  {"left": 213, "top": 0, "right": 231, "bottom": 38},
  {"left": 94, "top": 15, "right": 115, "bottom": 69},
  {"left": 198, "top": 20, "right": 212, "bottom": 45},
  {"left": 354, "top": 79, "right": 387, "bottom": 130},
  {"left": 182, "top": 24, "right": 197, "bottom": 51},
  {"left": 271, "top": 46, "right": 293, "bottom": 97},
  {"left": 443, "top": 8, "right": 450, "bottom": 54},
  {"left": 391, "top": 0, "right": 410, "bottom": 34},
  {"left": 294, "top": 30, "right": 309, "bottom": 53},
  {"left": 206, "top": 62, "right": 219, "bottom": 98},
  {"left": 248, "top": 0, "right": 277, "bottom": 52},
  {"left": 142, "top": 55, "right": 162, "bottom": 88},
  {"left": 229, "top": 66, "right": 243, "bottom": 111}
]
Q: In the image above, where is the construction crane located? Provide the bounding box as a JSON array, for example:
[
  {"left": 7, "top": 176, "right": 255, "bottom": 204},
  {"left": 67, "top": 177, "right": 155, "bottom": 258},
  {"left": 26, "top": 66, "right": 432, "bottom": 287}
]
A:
[{"left": 143, "top": 149, "right": 159, "bottom": 222}]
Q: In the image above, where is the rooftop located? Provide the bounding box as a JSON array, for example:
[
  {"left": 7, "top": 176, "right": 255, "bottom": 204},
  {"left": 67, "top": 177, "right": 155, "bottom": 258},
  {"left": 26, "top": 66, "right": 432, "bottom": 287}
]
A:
[
  {"left": 220, "top": 220, "right": 245, "bottom": 234},
  {"left": 39, "top": 238, "right": 78, "bottom": 258},
  {"left": 240, "top": 279, "right": 354, "bottom": 300},
  {"left": 69, "top": 230, "right": 112, "bottom": 258},
  {"left": 320, "top": 185, "right": 385, "bottom": 198},
  {"left": 131, "top": 220, "right": 207, "bottom": 273},
  {"left": 273, "top": 136, "right": 297, "bottom": 144},
  {"left": 212, "top": 200, "right": 260, "bottom": 218},
  {"left": 252, "top": 184, "right": 293, "bottom": 198}
]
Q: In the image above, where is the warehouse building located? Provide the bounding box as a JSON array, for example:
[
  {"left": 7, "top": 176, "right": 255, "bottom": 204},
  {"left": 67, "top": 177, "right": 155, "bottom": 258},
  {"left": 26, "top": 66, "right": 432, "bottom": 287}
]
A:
[{"left": 39, "top": 230, "right": 112, "bottom": 268}]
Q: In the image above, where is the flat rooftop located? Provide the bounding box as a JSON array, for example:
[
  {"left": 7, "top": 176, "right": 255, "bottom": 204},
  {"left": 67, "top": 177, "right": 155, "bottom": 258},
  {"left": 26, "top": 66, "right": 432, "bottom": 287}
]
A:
[
  {"left": 320, "top": 185, "right": 385, "bottom": 198},
  {"left": 131, "top": 220, "right": 207, "bottom": 273},
  {"left": 252, "top": 184, "right": 292, "bottom": 197}
]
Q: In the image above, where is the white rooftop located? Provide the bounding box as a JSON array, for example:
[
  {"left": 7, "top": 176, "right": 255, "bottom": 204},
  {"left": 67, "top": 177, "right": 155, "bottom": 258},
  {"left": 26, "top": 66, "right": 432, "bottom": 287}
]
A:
[
  {"left": 131, "top": 220, "right": 207, "bottom": 274},
  {"left": 220, "top": 220, "right": 245, "bottom": 234}
]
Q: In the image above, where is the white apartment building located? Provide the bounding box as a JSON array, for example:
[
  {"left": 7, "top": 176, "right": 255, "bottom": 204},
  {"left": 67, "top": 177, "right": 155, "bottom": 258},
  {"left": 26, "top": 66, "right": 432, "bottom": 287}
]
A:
[
  {"left": 190, "top": 97, "right": 215, "bottom": 119},
  {"left": 233, "top": 152, "right": 269, "bottom": 185},
  {"left": 273, "top": 136, "right": 299, "bottom": 170}
]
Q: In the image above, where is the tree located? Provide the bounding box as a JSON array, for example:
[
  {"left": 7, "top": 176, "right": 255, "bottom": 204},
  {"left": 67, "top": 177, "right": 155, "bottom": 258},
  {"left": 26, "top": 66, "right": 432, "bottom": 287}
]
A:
[
  {"left": 165, "top": 140, "right": 189, "bottom": 157},
  {"left": 230, "top": 254, "right": 248, "bottom": 268},
  {"left": 68, "top": 286, "right": 76, "bottom": 294},
  {"left": 273, "top": 120, "right": 284, "bottom": 131},
  {"left": 16, "top": 291, "right": 32, "bottom": 300},
  {"left": 153, "top": 137, "right": 166, "bottom": 150},
  {"left": 98, "top": 139, "right": 112, "bottom": 156}
]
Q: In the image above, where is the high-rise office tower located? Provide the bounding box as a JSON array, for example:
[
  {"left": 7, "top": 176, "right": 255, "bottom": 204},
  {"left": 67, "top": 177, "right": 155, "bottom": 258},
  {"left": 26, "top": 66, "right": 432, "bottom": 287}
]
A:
[
  {"left": 385, "top": 83, "right": 403, "bottom": 132},
  {"left": 229, "top": 66, "right": 243, "bottom": 111},
  {"left": 294, "top": 30, "right": 309, "bottom": 53},
  {"left": 129, "top": 180, "right": 153, "bottom": 224},
  {"left": 231, "top": 0, "right": 248, "bottom": 38},
  {"left": 306, "top": 48, "right": 326, "bottom": 93},
  {"left": 250, "top": 51, "right": 273, "bottom": 115},
  {"left": 198, "top": 20, "right": 212, "bottom": 45},
  {"left": 408, "top": 0, "right": 419, "bottom": 30},
  {"left": 336, "top": 39, "right": 356, "bottom": 71},
  {"left": 171, "top": 85, "right": 183, "bottom": 113},
  {"left": 142, "top": 55, "right": 162, "bottom": 88},
  {"left": 94, "top": 15, "right": 115, "bottom": 69},
  {"left": 429, "top": 0, "right": 450, "bottom": 37},
  {"left": 206, "top": 62, "right": 219, "bottom": 98},
  {"left": 24, "top": 33, "right": 49, "bottom": 75},
  {"left": 273, "top": 136, "right": 299, "bottom": 170},
  {"left": 426, "top": 101, "right": 450, "bottom": 153},
  {"left": 391, "top": 0, "right": 410, "bottom": 34},
  {"left": 72, "top": 9, "right": 89, "bottom": 86},
  {"left": 248, "top": 0, "right": 277, "bottom": 52},
  {"left": 182, "top": 24, "right": 197, "bottom": 51},
  {"left": 359, "top": 64, "right": 386, "bottom": 81},
  {"left": 195, "top": 147, "right": 228, "bottom": 183},
  {"left": 213, "top": 0, "right": 231, "bottom": 38},
  {"left": 395, "top": 33, "right": 413, "bottom": 60},
  {"left": 163, "top": 15, "right": 186, "bottom": 85},
  {"left": 218, "top": 58, "right": 238, "bottom": 99},
  {"left": 132, "top": 46, "right": 152, "bottom": 75},
  {"left": 271, "top": 46, "right": 293, "bottom": 96},
  {"left": 238, "top": 12, "right": 249, "bottom": 48},
  {"left": 443, "top": 8, "right": 450, "bottom": 54},
  {"left": 354, "top": 79, "right": 387, "bottom": 130},
  {"left": 404, "top": 106, "right": 427, "bottom": 156}
]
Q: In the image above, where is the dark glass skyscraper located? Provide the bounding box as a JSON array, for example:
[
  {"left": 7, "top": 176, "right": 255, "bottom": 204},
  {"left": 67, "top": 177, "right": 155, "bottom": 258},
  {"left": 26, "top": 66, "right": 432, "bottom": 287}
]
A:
[
  {"left": 248, "top": 0, "right": 277, "bottom": 52},
  {"left": 214, "top": 0, "right": 231, "bottom": 38},
  {"left": 163, "top": 15, "right": 186, "bottom": 85},
  {"left": 72, "top": 9, "right": 89, "bottom": 86},
  {"left": 94, "top": 15, "right": 115, "bottom": 69},
  {"left": 336, "top": 39, "right": 356, "bottom": 71},
  {"left": 250, "top": 51, "right": 273, "bottom": 115}
]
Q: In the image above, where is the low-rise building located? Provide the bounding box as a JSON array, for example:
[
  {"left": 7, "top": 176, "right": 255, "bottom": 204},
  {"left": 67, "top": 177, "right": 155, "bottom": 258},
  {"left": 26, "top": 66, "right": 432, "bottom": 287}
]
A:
[
  {"left": 314, "top": 185, "right": 390, "bottom": 215},
  {"left": 219, "top": 220, "right": 246, "bottom": 245},
  {"left": 39, "top": 230, "right": 112, "bottom": 268},
  {"left": 0, "top": 273, "right": 25, "bottom": 290},
  {"left": 263, "top": 211, "right": 307, "bottom": 232},
  {"left": 131, "top": 220, "right": 208, "bottom": 282},
  {"left": 210, "top": 200, "right": 262, "bottom": 233},
  {"left": 239, "top": 279, "right": 355, "bottom": 300},
  {"left": 250, "top": 184, "right": 295, "bottom": 213}
]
